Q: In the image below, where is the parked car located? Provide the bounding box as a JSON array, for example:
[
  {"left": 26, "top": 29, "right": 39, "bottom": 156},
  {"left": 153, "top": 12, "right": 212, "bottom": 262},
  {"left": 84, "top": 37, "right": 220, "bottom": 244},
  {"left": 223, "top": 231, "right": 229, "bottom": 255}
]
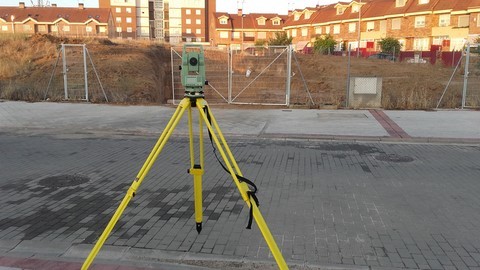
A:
[{"left": 368, "top": 53, "right": 395, "bottom": 61}]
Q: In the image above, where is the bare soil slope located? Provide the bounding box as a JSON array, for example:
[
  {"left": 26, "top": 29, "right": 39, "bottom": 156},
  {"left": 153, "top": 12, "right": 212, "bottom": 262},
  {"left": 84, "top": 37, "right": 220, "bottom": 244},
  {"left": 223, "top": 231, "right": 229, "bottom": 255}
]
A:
[{"left": 0, "top": 34, "right": 475, "bottom": 109}]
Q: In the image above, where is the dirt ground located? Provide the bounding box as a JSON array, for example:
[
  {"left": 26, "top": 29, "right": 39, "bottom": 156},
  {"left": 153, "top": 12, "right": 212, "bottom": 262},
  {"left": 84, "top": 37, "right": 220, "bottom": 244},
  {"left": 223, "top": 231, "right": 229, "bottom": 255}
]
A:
[{"left": 0, "top": 34, "right": 477, "bottom": 109}]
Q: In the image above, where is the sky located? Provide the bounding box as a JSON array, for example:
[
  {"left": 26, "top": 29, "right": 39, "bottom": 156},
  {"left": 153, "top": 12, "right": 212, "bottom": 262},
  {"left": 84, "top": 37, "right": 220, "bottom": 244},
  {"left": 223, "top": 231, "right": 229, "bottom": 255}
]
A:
[{"left": 0, "top": 0, "right": 339, "bottom": 14}]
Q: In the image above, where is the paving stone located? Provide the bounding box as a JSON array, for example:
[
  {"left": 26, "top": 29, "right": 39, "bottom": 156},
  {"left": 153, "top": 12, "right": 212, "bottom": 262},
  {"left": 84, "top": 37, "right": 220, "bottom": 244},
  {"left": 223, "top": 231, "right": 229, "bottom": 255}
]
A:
[{"left": 1, "top": 135, "right": 480, "bottom": 268}]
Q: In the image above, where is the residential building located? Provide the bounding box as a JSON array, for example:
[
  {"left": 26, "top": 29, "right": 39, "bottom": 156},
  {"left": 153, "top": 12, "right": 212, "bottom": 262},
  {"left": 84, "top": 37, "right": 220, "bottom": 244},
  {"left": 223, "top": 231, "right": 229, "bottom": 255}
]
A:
[
  {"left": 283, "top": 0, "right": 480, "bottom": 53},
  {"left": 213, "top": 9, "right": 287, "bottom": 50},
  {"left": 0, "top": 2, "right": 113, "bottom": 37},
  {"left": 99, "top": 0, "right": 148, "bottom": 39},
  {"left": 168, "top": 0, "right": 216, "bottom": 44}
]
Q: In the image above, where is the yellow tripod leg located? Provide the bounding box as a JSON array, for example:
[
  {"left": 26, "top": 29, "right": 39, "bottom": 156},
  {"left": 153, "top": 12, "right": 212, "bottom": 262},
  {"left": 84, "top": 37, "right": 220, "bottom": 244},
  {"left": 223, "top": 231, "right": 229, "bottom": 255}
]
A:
[
  {"left": 187, "top": 105, "right": 204, "bottom": 233},
  {"left": 195, "top": 99, "right": 289, "bottom": 270},
  {"left": 81, "top": 99, "right": 190, "bottom": 270}
]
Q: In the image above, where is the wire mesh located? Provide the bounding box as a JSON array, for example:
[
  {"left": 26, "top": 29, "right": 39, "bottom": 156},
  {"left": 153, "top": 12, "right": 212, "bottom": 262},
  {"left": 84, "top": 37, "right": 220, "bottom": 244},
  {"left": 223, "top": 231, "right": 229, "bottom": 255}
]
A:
[{"left": 230, "top": 46, "right": 288, "bottom": 105}]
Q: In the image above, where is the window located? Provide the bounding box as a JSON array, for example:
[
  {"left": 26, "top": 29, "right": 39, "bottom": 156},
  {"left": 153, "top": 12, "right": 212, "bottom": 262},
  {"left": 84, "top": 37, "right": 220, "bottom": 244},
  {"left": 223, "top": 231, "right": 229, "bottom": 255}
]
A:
[
  {"left": 37, "top": 25, "right": 46, "bottom": 32},
  {"left": 186, "top": 9, "right": 191, "bottom": 15},
  {"left": 301, "top": 28, "right": 308, "bottom": 36},
  {"left": 337, "top": 7, "right": 345, "bottom": 15},
  {"left": 413, "top": 38, "right": 429, "bottom": 51},
  {"left": 419, "top": 0, "right": 429, "bottom": 4},
  {"left": 304, "top": 12, "right": 312, "bottom": 20},
  {"left": 219, "top": 18, "right": 227, "bottom": 24},
  {"left": 99, "top": 26, "right": 106, "bottom": 33},
  {"left": 315, "top": 26, "right": 322, "bottom": 34},
  {"left": 196, "top": 28, "right": 201, "bottom": 34},
  {"left": 258, "top": 32, "right": 266, "bottom": 39},
  {"left": 126, "top": 27, "right": 132, "bottom": 32},
  {"left": 51, "top": 25, "right": 58, "bottom": 32},
  {"left": 233, "top": 32, "right": 240, "bottom": 38},
  {"left": 333, "top": 24, "right": 340, "bottom": 34},
  {"left": 86, "top": 26, "right": 92, "bottom": 32},
  {"left": 396, "top": 0, "right": 405, "bottom": 7},
  {"left": 126, "top": 8, "right": 131, "bottom": 13},
  {"left": 196, "top": 9, "right": 201, "bottom": 15},
  {"left": 115, "top": 7, "right": 121, "bottom": 13},
  {"left": 352, "top": 5, "right": 360, "bottom": 13},
  {"left": 186, "top": 28, "right": 191, "bottom": 34},
  {"left": 367, "top": 21, "right": 375, "bottom": 31},
  {"left": 196, "top": 19, "right": 201, "bottom": 25},
  {"left": 1, "top": 25, "right": 8, "bottom": 31},
  {"left": 220, "top": 31, "right": 228, "bottom": 38},
  {"left": 349, "top": 23, "right": 356, "bottom": 33},
  {"left": 291, "top": 29, "right": 297, "bottom": 37},
  {"left": 62, "top": 25, "right": 70, "bottom": 32},
  {"left": 392, "top": 18, "right": 401, "bottom": 30},
  {"left": 477, "top": 14, "right": 480, "bottom": 27},
  {"left": 116, "top": 27, "right": 122, "bottom": 32},
  {"left": 258, "top": 18, "right": 266, "bottom": 25},
  {"left": 325, "top": 26, "right": 330, "bottom": 34},
  {"left": 116, "top": 17, "right": 122, "bottom": 23},
  {"left": 380, "top": 20, "right": 387, "bottom": 32},
  {"left": 458, "top": 15, "right": 469, "bottom": 27},
  {"left": 415, "top": 16, "right": 425, "bottom": 28},
  {"left": 439, "top": 14, "right": 450, "bottom": 27},
  {"left": 272, "top": 20, "right": 280, "bottom": 25},
  {"left": 186, "top": 19, "right": 191, "bottom": 24},
  {"left": 294, "top": 14, "right": 300, "bottom": 21},
  {"left": 126, "top": 17, "right": 132, "bottom": 23}
]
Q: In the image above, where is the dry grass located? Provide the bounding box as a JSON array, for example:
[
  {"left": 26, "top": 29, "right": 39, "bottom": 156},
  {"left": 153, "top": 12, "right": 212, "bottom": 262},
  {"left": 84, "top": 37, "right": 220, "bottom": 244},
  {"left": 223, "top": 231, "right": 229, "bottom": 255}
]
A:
[{"left": 1, "top": 34, "right": 479, "bottom": 109}]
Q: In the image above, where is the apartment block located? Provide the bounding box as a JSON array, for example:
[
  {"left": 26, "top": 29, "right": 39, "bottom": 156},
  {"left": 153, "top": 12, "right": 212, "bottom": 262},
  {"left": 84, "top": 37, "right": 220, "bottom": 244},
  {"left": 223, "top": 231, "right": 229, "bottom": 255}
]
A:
[
  {"left": 167, "top": 0, "right": 216, "bottom": 44},
  {"left": 98, "top": 0, "right": 150, "bottom": 39}
]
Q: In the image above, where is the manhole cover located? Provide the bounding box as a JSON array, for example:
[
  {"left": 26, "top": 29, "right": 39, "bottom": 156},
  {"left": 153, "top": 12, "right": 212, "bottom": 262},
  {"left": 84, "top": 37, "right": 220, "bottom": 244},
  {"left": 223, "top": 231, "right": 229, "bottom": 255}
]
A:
[
  {"left": 375, "top": 154, "right": 414, "bottom": 163},
  {"left": 39, "top": 174, "right": 90, "bottom": 188}
]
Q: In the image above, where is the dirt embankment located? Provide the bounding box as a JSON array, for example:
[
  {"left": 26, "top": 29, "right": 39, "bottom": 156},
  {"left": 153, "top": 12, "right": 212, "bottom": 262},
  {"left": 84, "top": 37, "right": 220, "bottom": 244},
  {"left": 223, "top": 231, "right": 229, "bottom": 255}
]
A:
[
  {"left": 0, "top": 34, "right": 172, "bottom": 104},
  {"left": 0, "top": 34, "right": 476, "bottom": 109}
]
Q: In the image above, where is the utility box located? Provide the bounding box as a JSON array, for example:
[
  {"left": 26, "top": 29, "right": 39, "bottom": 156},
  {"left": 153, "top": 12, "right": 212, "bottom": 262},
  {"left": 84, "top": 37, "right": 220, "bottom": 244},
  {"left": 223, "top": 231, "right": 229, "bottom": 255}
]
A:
[{"left": 348, "top": 77, "right": 382, "bottom": 108}]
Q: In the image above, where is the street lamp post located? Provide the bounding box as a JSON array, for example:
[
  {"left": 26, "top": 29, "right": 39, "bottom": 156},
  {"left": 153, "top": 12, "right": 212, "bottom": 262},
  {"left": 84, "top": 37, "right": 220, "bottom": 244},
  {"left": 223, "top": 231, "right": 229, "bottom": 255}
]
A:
[{"left": 11, "top": 15, "right": 15, "bottom": 34}]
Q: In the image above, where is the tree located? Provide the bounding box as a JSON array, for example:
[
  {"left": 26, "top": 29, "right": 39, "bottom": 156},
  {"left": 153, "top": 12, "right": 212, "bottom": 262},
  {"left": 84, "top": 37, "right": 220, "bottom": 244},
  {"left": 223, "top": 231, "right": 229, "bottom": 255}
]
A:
[
  {"left": 378, "top": 37, "right": 401, "bottom": 55},
  {"left": 268, "top": 32, "right": 293, "bottom": 46},
  {"left": 313, "top": 34, "right": 337, "bottom": 55}
]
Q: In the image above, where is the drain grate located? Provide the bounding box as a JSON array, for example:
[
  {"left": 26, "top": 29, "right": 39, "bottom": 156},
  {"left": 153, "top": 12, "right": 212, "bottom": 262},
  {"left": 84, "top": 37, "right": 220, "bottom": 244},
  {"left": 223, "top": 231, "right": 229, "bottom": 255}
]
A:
[
  {"left": 39, "top": 174, "right": 90, "bottom": 188},
  {"left": 375, "top": 154, "right": 414, "bottom": 163}
]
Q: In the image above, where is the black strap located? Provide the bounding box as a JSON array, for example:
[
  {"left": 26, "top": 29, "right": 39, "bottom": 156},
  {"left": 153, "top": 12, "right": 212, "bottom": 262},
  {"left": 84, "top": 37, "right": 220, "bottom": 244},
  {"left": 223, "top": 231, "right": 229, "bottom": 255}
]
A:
[{"left": 204, "top": 106, "right": 259, "bottom": 229}]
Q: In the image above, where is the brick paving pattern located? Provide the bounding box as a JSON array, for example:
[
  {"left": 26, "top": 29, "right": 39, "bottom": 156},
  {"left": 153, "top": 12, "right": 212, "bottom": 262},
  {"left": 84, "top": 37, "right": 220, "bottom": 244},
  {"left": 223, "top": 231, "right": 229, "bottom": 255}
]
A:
[{"left": 0, "top": 134, "right": 480, "bottom": 269}]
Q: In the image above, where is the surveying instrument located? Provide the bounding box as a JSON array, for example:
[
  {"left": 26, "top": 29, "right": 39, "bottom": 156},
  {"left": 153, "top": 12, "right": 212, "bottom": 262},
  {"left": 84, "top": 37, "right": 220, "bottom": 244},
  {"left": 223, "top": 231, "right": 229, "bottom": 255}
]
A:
[{"left": 82, "top": 44, "right": 288, "bottom": 269}]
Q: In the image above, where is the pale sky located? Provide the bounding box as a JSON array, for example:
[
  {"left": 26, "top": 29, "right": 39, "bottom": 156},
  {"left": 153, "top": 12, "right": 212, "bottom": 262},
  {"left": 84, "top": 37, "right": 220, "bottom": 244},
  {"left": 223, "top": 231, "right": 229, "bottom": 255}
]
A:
[{"left": 0, "top": 0, "right": 339, "bottom": 14}]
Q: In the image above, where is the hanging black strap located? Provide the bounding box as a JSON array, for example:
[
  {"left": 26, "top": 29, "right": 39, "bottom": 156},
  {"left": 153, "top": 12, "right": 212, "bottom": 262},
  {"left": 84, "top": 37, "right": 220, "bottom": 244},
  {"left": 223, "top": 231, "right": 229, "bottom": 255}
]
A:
[{"left": 203, "top": 106, "right": 259, "bottom": 229}]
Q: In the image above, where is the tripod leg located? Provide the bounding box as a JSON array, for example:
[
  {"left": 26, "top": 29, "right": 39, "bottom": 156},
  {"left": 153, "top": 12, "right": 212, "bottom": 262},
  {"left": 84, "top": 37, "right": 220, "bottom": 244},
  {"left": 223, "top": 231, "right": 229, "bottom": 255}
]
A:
[
  {"left": 187, "top": 106, "right": 204, "bottom": 233},
  {"left": 195, "top": 99, "right": 288, "bottom": 270},
  {"left": 82, "top": 98, "right": 190, "bottom": 270}
]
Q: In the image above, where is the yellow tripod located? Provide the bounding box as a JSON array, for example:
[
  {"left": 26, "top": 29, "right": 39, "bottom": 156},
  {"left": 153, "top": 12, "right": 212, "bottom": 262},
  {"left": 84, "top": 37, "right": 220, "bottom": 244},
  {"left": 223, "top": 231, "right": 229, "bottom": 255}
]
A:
[{"left": 82, "top": 97, "right": 289, "bottom": 269}]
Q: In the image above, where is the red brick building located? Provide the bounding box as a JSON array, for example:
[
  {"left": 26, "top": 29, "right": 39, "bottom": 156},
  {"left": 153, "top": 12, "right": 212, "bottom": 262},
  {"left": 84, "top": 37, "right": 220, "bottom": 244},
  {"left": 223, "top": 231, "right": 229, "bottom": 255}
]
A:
[
  {"left": 212, "top": 9, "right": 287, "bottom": 50},
  {"left": 283, "top": 0, "right": 480, "bottom": 53},
  {"left": 0, "top": 2, "right": 113, "bottom": 38}
]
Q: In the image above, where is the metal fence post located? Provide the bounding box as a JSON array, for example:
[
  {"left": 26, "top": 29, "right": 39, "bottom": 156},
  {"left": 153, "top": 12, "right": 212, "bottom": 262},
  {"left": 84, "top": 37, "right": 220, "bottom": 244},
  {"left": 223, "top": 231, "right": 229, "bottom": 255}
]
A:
[
  {"left": 346, "top": 44, "right": 351, "bottom": 108},
  {"left": 62, "top": 44, "right": 68, "bottom": 100},
  {"left": 286, "top": 45, "right": 292, "bottom": 106},
  {"left": 83, "top": 44, "right": 89, "bottom": 101},
  {"left": 462, "top": 44, "right": 470, "bottom": 109},
  {"left": 228, "top": 48, "right": 232, "bottom": 104}
]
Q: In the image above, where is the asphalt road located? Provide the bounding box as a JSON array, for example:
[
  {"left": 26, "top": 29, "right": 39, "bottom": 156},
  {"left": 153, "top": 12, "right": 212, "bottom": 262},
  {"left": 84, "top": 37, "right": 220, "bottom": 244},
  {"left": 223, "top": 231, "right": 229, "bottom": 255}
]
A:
[{"left": 0, "top": 134, "right": 480, "bottom": 269}]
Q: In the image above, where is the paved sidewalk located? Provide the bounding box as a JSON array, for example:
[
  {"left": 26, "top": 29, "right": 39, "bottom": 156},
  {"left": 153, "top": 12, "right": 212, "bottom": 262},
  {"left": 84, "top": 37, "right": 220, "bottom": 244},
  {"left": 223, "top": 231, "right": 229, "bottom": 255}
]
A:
[
  {"left": 0, "top": 101, "right": 480, "bottom": 270},
  {"left": 0, "top": 100, "right": 479, "bottom": 142}
]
